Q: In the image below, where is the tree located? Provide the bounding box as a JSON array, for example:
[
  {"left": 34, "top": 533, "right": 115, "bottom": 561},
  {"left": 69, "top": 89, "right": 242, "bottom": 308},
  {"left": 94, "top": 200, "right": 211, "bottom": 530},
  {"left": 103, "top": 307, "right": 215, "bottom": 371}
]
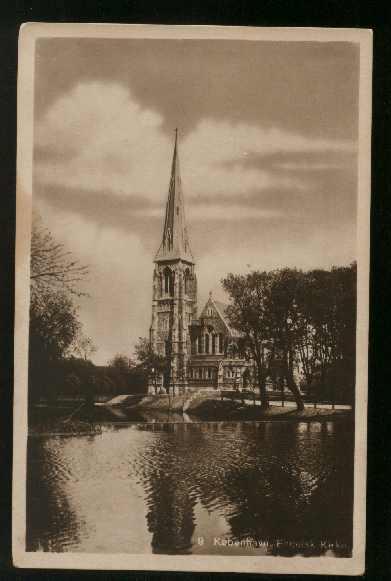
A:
[
  {"left": 31, "top": 214, "right": 88, "bottom": 297},
  {"left": 223, "top": 264, "right": 356, "bottom": 410},
  {"left": 134, "top": 337, "right": 169, "bottom": 393},
  {"left": 268, "top": 269, "right": 305, "bottom": 411},
  {"left": 331, "top": 263, "right": 356, "bottom": 364},
  {"left": 107, "top": 353, "right": 135, "bottom": 371},
  {"left": 293, "top": 272, "right": 318, "bottom": 393},
  {"left": 29, "top": 288, "right": 82, "bottom": 402},
  {"left": 222, "top": 272, "right": 273, "bottom": 409},
  {"left": 29, "top": 216, "right": 90, "bottom": 405},
  {"left": 30, "top": 289, "right": 81, "bottom": 361},
  {"left": 72, "top": 334, "right": 97, "bottom": 361}
]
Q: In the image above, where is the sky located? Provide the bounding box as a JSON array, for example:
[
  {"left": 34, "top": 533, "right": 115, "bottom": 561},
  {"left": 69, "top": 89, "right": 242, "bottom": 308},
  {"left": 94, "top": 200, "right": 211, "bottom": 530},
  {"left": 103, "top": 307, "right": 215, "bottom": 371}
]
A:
[{"left": 33, "top": 37, "right": 360, "bottom": 364}]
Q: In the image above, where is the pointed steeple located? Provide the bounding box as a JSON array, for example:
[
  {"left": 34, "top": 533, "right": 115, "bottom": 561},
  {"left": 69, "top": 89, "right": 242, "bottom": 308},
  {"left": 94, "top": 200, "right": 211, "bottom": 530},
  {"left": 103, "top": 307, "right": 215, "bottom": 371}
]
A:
[{"left": 155, "top": 130, "right": 194, "bottom": 263}]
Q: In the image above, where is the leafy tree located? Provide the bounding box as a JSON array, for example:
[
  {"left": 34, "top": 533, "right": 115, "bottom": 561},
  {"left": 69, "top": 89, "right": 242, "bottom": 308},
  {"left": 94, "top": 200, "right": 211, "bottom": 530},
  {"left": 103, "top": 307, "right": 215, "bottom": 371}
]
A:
[
  {"left": 30, "top": 289, "right": 81, "bottom": 362},
  {"left": 107, "top": 353, "right": 135, "bottom": 371},
  {"left": 297, "top": 263, "right": 356, "bottom": 404},
  {"left": 293, "top": 273, "right": 318, "bottom": 392},
  {"left": 134, "top": 337, "right": 169, "bottom": 393},
  {"left": 268, "top": 269, "right": 305, "bottom": 411},
  {"left": 105, "top": 352, "right": 151, "bottom": 396},
  {"left": 29, "top": 216, "right": 90, "bottom": 405},
  {"left": 222, "top": 272, "right": 273, "bottom": 409},
  {"left": 222, "top": 264, "right": 356, "bottom": 409},
  {"left": 64, "top": 373, "right": 82, "bottom": 399}
]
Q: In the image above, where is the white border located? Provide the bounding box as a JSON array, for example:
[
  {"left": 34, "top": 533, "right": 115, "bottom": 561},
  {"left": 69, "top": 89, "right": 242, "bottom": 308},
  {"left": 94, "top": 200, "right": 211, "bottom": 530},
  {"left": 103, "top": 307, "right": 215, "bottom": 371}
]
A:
[{"left": 13, "top": 23, "right": 372, "bottom": 575}]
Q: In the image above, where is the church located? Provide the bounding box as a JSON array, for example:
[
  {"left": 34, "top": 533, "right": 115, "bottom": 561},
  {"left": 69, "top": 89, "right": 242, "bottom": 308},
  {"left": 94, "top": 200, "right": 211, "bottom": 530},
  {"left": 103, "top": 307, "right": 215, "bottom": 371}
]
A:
[{"left": 149, "top": 131, "right": 252, "bottom": 394}]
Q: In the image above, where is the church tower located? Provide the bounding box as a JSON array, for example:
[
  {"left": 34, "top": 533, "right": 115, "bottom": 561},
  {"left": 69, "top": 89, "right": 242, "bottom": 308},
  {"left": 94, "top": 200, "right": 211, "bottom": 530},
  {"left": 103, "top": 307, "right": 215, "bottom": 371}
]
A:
[{"left": 150, "top": 130, "right": 197, "bottom": 393}]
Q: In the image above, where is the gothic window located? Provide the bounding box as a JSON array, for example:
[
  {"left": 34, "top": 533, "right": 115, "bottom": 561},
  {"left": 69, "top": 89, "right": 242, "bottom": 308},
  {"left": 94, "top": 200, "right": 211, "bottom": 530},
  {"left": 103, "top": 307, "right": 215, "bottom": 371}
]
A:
[
  {"left": 163, "top": 267, "right": 174, "bottom": 296},
  {"left": 212, "top": 334, "right": 216, "bottom": 354},
  {"left": 218, "top": 333, "right": 224, "bottom": 354},
  {"left": 205, "top": 334, "right": 210, "bottom": 354},
  {"left": 184, "top": 268, "right": 191, "bottom": 295}
]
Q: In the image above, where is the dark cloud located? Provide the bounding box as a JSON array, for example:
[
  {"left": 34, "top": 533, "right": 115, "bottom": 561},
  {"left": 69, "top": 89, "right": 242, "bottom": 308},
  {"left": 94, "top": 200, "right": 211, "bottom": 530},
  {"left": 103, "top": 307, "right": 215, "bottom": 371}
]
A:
[
  {"left": 32, "top": 36, "right": 360, "bottom": 363},
  {"left": 35, "top": 38, "right": 359, "bottom": 140},
  {"left": 35, "top": 183, "right": 163, "bottom": 255}
]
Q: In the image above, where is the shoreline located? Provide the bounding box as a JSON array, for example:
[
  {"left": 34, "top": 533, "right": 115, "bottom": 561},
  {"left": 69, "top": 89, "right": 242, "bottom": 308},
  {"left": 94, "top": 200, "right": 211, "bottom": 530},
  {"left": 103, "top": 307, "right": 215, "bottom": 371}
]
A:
[{"left": 29, "top": 403, "right": 353, "bottom": 436}]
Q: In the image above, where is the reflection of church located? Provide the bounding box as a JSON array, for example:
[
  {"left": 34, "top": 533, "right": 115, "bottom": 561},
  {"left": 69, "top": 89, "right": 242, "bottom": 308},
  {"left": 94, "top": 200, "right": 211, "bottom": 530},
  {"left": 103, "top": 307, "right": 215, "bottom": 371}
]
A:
[{"left": 149, "top": 131, "right": 251, "bottom": 393}]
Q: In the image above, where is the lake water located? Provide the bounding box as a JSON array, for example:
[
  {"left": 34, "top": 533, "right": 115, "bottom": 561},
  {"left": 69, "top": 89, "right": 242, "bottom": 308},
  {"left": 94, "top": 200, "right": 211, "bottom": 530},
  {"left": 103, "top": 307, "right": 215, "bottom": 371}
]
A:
[{"left": 27, "top": 419, "right": 353, "bottom": 557}]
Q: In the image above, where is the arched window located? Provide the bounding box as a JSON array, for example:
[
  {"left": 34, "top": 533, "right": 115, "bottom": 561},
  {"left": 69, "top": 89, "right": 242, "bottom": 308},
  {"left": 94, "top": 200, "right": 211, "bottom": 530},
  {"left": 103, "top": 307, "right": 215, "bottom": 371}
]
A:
[
  {"left": 218, "top": 333, "right": 224, "bottom": 354},
  {"left": 212, "top": 334, "right": 216, "bottom": 354},
  {"left": 205, "top": 334, "right": 210, "bottom": 354},
  {"left": 198, "top": 335, "right": 203, "bottom": 354},
  {"left": 184, "top": 268, "right": 191, "bottom": 295},
  {"left": 163, "top": 267, "right": 174, "bottom": 296}
]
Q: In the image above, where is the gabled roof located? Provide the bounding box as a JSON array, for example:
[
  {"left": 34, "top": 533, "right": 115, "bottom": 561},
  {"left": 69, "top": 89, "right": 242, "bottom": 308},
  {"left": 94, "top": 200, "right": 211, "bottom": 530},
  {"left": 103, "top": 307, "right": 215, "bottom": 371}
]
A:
[
  {"left": 200, "top": 294, "right": 242, "bottom": 338},
  {"left": 155, "top": 130, "right": 194, "bottom": 264}
]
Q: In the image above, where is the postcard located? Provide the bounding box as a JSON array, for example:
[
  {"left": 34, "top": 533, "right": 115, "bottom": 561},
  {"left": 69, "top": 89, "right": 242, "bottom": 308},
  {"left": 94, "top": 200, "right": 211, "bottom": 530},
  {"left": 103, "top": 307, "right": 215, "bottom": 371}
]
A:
[{"left": 13, "top": 23, "right": 371, "bottom": 575}]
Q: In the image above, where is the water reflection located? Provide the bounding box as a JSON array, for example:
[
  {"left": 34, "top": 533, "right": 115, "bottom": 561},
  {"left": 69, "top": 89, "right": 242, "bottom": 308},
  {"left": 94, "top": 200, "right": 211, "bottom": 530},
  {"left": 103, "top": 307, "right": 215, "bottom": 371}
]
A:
[{"left": 27, "top": 420, "right": 353, "bottom": 556}]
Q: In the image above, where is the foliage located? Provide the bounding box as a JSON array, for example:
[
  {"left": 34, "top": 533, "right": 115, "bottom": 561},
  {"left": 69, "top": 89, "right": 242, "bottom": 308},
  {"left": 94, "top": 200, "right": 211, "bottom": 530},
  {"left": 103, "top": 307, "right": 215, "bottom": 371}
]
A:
[
  {"left": 222, "top": 272, "right": 273, "bottom": 408},
  {"left": 107, "top": 353, "right": 135, "bottom": 371},
  {"left": 267, "top": 268, "right": 305, "bottom": 410},
  {"left": 134, "top": 337, "right": 168, "bottom": 374},
  {"left": 134, "top": 337, "right": 170, "bottom": 392},
  {"left": 28, "top": 216, "right": 90, "bottom": 406},
  {"left": 30, "top": 289, "right": 81, "bottom": 362},
  {"left": 222, "top": 263, "right": 356, "bottom": 409}
]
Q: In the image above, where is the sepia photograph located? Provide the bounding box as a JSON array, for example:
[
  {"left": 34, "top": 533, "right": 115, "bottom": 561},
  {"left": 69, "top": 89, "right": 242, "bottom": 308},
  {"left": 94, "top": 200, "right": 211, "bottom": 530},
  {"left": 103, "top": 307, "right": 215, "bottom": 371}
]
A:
[{"left": 13, "top": 24, "right": 371, "bottom": 575}]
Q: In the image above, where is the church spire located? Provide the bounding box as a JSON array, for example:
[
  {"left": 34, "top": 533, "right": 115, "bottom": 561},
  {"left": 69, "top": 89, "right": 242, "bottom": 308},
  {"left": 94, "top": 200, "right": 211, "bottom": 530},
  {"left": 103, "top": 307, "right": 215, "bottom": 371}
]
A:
[{"left": 155, "top": 130, "right": 194, "bottom": 263}]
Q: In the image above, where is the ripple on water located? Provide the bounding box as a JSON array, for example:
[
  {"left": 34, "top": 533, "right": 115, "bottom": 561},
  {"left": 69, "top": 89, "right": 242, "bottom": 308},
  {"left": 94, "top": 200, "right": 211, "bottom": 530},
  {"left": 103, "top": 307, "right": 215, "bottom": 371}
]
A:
[{"left": 27, "top": 420, "right": 354, "bottom": 557}]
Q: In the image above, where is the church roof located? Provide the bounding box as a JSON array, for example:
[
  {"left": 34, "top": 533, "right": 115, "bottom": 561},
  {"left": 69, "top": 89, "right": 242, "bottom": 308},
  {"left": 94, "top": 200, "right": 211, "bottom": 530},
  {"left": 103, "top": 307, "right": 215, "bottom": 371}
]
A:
[
  {"left": 155, "top": 130, "right": 194, "bottom": 263},
  {"left": 201, "top": 295, "right": 242, "bottom": 338}
]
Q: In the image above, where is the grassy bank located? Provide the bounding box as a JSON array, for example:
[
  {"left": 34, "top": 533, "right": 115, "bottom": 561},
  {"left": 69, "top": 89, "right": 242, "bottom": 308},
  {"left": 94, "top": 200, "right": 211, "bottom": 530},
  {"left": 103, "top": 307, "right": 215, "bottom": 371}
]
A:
[
  {"left": 29, "top": 393, "right": 352, "bottom": 434},
  {"left": 188, "top": 398, "right": 352, "bottom": 422},
  {"left": 105, "top": 393, "right": 352, "bottom": 422}
]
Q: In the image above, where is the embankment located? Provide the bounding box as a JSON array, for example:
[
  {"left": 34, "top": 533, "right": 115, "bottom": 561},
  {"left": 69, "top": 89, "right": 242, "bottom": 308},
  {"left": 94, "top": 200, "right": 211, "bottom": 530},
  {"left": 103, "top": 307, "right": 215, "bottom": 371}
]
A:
[{"left": 103, "top": 393, "right": 352, "bottom": 422}]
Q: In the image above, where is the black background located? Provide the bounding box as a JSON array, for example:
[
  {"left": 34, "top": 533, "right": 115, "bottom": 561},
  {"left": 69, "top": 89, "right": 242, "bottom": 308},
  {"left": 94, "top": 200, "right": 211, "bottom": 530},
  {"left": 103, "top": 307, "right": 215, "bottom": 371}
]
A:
[{"left": 1, "top": 1, "right": 390, "bottom": 580}]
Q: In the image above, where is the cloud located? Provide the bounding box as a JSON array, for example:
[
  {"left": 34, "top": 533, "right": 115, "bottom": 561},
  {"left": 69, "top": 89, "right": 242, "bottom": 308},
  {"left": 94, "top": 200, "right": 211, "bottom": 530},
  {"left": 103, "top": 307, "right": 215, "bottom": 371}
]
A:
[
  {"left": 30, "top": 46, "right": 359, "bottom": 365},
  {"left": 35, "top": 196, "right": 153, "bottom": 364},
  {"left": 197, "top": 219, "right": 356, "bottom": 307},
  {"left": 34, "top": 82, "right": 354, "bottom": 216},
  {"left": 136, "top": 204, "right": 282, "bottom": 221},
  {"left": 181, "top": 119, "right": 354, "bottom": 198},
  {"left": 275, "top": 161, "right": 351, "bottom": 171},
  {"left": 35, "top": 82, "right": 171, "bottom": 202}
]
